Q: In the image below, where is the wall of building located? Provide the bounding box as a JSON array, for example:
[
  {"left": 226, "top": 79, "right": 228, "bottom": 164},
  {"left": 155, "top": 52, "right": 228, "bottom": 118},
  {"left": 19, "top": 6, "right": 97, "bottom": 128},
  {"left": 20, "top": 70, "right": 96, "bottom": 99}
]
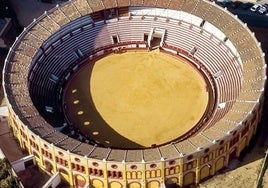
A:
[{"left": 6, "top": 79, "right": 264, "bottom": 188}]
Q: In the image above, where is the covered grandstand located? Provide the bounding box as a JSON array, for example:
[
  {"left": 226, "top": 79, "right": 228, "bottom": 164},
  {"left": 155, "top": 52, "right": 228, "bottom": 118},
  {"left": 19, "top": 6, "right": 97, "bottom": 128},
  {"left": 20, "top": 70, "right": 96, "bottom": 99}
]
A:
[{"left": 2, "top": 0, "right": 267, "bottom": 187}]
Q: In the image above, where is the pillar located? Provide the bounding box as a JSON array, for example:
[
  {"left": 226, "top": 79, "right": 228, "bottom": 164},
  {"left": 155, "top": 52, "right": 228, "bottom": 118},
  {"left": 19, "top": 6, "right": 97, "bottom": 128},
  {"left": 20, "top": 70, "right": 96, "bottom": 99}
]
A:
[
  {"left": 50, "top": 143, "right": 57, "bottom": 173},
  {"left": 122, "top": 160, "right": 127, "bottom": 187},
  {"left": 224, "top": 142, "right": 230, "bottom": 167},
  {"left": 25, "top": 126, "right": 32, "bottom": 154},
  {"left": 195, "top": 155, "right": 201, "bottom": 184},
  {"left": 102, "top": 159, "right": 109, "bottom": 188},
  {"left": 211, "top": 150, "right": 216, "bottom": 175},
  {"left": 67, "top": 150, "right": 74, "bottom": 186},
  {"left": 178, "top": 157, "right": 184, "bottom": 187},
  {"left": 84, "top": 156, "right": 90, "bottom": 186},
  {"left": 160, "top": 157, "right": 165, "bottom": 185},
  {"left": 141, "top": 160, "right": 146, "bottom": 188},
  {"left": 37, "top": 136, "right": 44, "bottom": 167}
]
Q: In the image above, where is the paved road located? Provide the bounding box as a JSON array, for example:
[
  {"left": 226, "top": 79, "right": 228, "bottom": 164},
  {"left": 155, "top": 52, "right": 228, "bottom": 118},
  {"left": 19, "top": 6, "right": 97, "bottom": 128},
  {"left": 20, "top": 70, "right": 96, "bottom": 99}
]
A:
[
  {"left": 0, "top": 117, "right": 25, "bottom": 162},
  {"left": 227, "top": 7, "right": 268, "bottom": 28},
  {"left": 8, "top": 0, "right": 62, "bottom": 27}
]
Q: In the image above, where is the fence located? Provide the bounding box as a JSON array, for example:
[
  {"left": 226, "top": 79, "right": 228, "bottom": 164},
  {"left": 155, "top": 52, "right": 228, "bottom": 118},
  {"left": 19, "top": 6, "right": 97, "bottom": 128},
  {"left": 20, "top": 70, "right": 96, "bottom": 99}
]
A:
[{"left": 256, "top": 150, "right": 268, "bottom": 188}]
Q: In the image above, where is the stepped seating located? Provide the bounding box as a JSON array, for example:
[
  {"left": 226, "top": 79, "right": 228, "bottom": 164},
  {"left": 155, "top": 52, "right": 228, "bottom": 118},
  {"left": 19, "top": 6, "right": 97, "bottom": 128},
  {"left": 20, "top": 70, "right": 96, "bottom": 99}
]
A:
[
  {"left": 102, "top": 0, "right": 118, "bottom": 9},
  {"left": 48, "top": 8, "right": 71, "bottom": 26},
  {"left": 180, "top": 0, "right": 200, "bottom": 14},
  {"left": 116, "top": 0, "right": 130, "bottom": 8},
  {"left": 143, "top": 0, "right": 158, "bottom": 7},
  {"left": 22, "top": 34, "right": 42, "bottom": 50},
  {"left": 194, "top": 0, "right": 213, "bottom": 19},
  {"left": 73, "top": 0, "right": 92, "bottom": 16},
  {"left": 38, "top": 16, "right": 61, "bottom": 35},
  {"left": 131, "top": 0, "right": 144, "bottom": 6},
  {"left": 28, "top": 23, "right": 51, "bottom": 42},
  {"left": 156, "top": 0, "right": 170, "bottom": 8},
  {"left": 25, "top": 14, "right": 245, "bottom": 138},
  {"left": 85, "top": 0, "right": 105, "bottom": 12},
  {"left": 60, "top": 2, "right": 82, "bottom": 21},
  {"left": 3, "top": 2, "right": 266, "bottom": 163}
]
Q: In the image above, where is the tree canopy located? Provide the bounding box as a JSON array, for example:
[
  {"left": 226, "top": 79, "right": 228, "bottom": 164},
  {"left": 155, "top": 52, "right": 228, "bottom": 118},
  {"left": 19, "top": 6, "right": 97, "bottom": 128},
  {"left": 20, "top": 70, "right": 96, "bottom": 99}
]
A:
[{"left": 0, "top": 158, "right": 21, "bottom": 188}]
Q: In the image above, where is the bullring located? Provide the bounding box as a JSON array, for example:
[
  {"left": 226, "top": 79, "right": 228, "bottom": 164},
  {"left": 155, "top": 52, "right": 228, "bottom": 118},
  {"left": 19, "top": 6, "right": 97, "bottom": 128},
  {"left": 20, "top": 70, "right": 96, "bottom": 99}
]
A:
[{"left": 2, "top": 0, "right": 266, "bottom": 187}]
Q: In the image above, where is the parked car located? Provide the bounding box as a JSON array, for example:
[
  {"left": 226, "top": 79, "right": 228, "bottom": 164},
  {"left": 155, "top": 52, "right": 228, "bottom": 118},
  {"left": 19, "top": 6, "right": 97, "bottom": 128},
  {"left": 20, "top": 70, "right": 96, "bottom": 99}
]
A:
[
  {"left": 230, "top": 1, "right": 243, "bottom": 9},
  {"left": 220, "top": 0, "right": 232, "bottom": 7},
  {"left": 250, "top": 4, "right": 262, "bottom": 12},
  {"left": 258, "top": 4, "right": 268, "bottom": 14},
  {"left": 241, "top": 2, "right": 254, "bottom": 10}
]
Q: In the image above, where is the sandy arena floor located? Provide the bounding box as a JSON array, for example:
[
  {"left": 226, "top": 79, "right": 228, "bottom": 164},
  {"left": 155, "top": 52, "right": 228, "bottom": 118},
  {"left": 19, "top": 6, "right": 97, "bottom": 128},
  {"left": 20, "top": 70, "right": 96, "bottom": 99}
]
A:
[{"left": 64, "top": 51, "right": 209, "bottom": 148}]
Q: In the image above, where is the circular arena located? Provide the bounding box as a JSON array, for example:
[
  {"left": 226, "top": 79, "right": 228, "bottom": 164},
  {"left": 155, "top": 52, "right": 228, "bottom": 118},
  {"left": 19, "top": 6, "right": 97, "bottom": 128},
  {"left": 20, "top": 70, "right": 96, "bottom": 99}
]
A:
[{"left": 2, "top": 0, "right": 266, "bottom": 187}]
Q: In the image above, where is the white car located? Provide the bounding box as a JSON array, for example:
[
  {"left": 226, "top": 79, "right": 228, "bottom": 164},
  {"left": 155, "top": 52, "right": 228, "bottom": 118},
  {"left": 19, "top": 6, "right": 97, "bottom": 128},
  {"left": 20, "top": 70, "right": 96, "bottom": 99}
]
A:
[
  {"left": 250, "top": 4, "right": 262, "bottom": 12},
  {"left": 258, "top": 5, "right": 268, "bottom": 14}
]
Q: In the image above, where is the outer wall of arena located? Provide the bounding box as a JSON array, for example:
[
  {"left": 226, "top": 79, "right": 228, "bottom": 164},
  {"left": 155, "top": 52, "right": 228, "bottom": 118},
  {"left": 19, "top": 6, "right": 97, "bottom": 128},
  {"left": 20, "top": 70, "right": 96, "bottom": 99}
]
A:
[
  {"left": 7, "top": 93, "right": 264, "bottom": 188},
  {"left": 3, "top": 1, "right": 266, "bottom": 188}
]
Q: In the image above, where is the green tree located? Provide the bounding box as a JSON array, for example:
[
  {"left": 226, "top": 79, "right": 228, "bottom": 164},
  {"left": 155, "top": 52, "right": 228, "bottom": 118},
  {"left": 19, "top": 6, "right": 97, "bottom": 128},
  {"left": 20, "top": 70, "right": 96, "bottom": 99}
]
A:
[{"left": 0, "top": 158, "right": 21, "bottom": 188}]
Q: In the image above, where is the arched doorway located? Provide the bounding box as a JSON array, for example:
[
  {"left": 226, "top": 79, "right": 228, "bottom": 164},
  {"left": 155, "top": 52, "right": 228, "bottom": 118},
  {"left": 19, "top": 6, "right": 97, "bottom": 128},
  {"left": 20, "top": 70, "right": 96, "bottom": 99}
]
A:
[
  {"left": 92, "top": 179, "right": 104, "bottom": 188},
  {"left": 229, "top": 147, "right": 237, "bottom": 161},
  {"left": 215, "top": 157, "right": 225, "bottom": 171},
  {"left": 200, "top": 165, "right": 210, "bottom": 181},
  {"left": 110, "top": 181, "right": 122, "bottom": 188},
  {"left": 147, "top": 180, "right": 160, "bottom": 188},
  {"left": 44, "top": 160, "right": 53, "bottom": 174},
  {"left": 183, "top": 172, "right": 195, "bottom": 186},
  {"left": 58, "top": 168, "right": 69, "bottom": 182},
  {"left": 128, "top": 182, "right": 141, "bottom": 188},
  {"left": 74, "top": 174, "right": 86, "bottom": 187}
]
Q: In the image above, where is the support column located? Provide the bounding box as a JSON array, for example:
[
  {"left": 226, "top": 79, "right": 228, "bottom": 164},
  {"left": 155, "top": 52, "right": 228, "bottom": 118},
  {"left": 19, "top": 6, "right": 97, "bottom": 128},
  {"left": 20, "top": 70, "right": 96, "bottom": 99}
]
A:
[
  {"left": 84, "top": 156, "right": 91, "bottom": 186},
  {"left": 102, "top": 159, "right": 109, "bottom": 188},
  {"left": 25, "top": 126, "right": 32, "bottom": 155},
  {"left": 211, "top": 150, "right": 217, "bottom": 175},
  {"left": 178, "top": 157, "right": 184, "bottom": 187},
  {"left": 141, "top": 160, "right": 146, "bottom": 188},
  {"left": 195, "top": 155, "right": 201, "bottom": 184},
  {"left": 254, "top": 114, "right": 259, "bottom": 134},
  {"left": 37, "top": 136, "right": 44, "bottom": 167},
  {"left": 50, "top": 143, "right": 57, "bottom": 174},
  {"left": 237, "top": 132, "right": 243, "bottom": 157},
  {"left": 224, "top": 142, "right": 230, "bottom": 167},
  {"left": 122, "top": 160, "right": 127, "bottom": 187},
  {"left": 160, "top": 157, "right": 165, "bottom": 185},
  {"left": 67, "top": 150, "right": 74, "bottom": 187},
  {"left": 15, "top": 116, "right": 24, "bottom": 149}
]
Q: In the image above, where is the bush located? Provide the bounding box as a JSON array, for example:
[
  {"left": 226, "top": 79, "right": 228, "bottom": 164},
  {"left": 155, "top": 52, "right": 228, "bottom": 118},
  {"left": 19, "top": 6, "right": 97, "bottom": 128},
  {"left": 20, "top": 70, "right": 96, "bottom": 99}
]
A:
[{"left": 0, "top": 158, "right": 21, "bottom": 188}]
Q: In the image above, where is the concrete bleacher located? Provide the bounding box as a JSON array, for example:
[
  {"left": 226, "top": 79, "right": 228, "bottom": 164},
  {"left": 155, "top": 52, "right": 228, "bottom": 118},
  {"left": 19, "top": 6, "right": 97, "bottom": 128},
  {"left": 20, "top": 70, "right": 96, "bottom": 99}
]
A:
[
  {"left": 24, "top": 12, "right": 242, "bottom": 149},
  {"left": 2, "top": 0, "right": 266, "bottom": 182}
]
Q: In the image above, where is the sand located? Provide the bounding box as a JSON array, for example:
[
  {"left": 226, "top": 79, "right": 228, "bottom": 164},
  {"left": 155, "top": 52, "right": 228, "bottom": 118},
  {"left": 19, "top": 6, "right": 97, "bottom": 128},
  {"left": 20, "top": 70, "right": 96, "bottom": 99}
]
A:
[{"left": 64, "top": 51, "right": 209, "bottom": 148}]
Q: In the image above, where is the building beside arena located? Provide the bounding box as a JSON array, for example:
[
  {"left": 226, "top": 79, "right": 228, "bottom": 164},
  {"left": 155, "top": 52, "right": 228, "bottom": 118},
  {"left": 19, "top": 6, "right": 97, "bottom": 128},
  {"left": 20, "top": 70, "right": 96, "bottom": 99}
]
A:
[{"left": 2, "top": 0, "right": 266, "bottom": 187}]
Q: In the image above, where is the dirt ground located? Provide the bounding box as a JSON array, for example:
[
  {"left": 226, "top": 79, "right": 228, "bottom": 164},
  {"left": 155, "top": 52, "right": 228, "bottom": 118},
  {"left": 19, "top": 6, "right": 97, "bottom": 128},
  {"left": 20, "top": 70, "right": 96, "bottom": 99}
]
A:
[
  {"left": 199, "top": 27, "right": 268, "bottom": 188},
  {"left": 64, "top": 51, "right": 208, "bottom": 148},
  {"left": 0, "top": 1, "right": 268, "bottom": 187}
]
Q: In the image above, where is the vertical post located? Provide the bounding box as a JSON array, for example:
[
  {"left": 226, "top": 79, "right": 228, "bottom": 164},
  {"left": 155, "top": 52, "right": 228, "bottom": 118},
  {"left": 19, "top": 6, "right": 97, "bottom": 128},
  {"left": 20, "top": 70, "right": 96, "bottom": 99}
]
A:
[
  {"left": 237, "top": 132, "right": 242, "bottom": 157},
  {"left": 16, "top": 117, "right": 24, "bottom": 149},
  {"left": 211, "top": 150, "right": 216, "bottom": 175},
  {"left": 142, "top": 160, "right": 146, "bottom": 188},
  {"left": 224, "top": 142, "right": 230, "bottom": 167},
  {"left": 67, "top": 150, "right": 74, "bottom": 186},
  {"left": 37, "top": 136, "right": 44, "bottom": 167},
  {"left": 122, "top": 160, "right": 127, "bottom": 187},
  {"left": 102, "top": 159, "right": 109, "bottom": 188},
  {"left": 84, "top": 156, "right": 90, "bottom": 186},
  {"left": 178, "top": 157, "right": 184, "bottom": 187},
  {"left": 160, "top": 157, "right": 165, "bottom": 185},
  {"left": 196, "top": 154, "right": 201, "bottom": 184},
  {"left": 50, "top": 143, "right": 57, "bottom": 173},
  {"left": 25, "top": 126, "right": 32, "bottom": 155}
]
